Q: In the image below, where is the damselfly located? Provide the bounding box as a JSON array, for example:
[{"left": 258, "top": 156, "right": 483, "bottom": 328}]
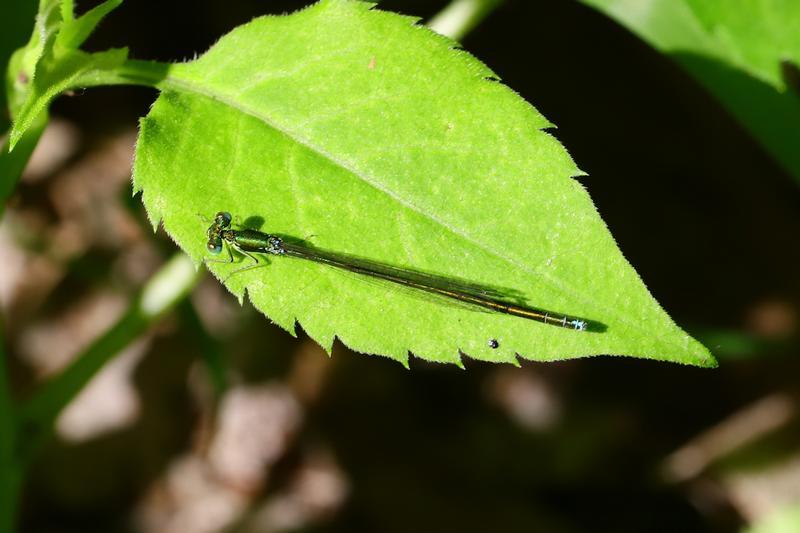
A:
[{"left": 204, "top": 211, "right": 590, "bottom": 331}]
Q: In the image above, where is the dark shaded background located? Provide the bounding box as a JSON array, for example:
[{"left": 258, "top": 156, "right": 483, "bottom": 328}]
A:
[{"left": 4, "top": 1, "right": 799, "bottom": 532}]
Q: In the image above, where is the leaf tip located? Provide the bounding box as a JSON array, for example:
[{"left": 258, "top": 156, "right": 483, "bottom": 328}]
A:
[
  {"left": 683, "top": 334, "right": 717, "bottom": 368},
  {"left": 7, "top": 128, "right": 22, "bottom": 152},
  {"left": 696, "top": 352, "right": 719, "bottom": 369}
]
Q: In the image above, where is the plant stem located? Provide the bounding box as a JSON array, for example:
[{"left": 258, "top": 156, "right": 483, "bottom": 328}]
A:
[
  {"left": 0, "top": 324, "right": 20, "bottom": 533},
  {"left": 18, "top": 253, "right": 200, "bottom": 454},
  {"left": 0, "top": 113, "right": 46, "bottom": 532},
  {"left": 179, "top": 300, "right": 227, "bottom": 397},
  {"left": 88, "top": 59, "right": 172, "bottom": 89},
  {"left": 427, "top": 0, "right": 506, "bottom": 41},
  {"left": 0, "top": 113, "right": 46, "bottom": 214}
]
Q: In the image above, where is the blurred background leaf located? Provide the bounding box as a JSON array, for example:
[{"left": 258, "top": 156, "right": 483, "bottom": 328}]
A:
[
  {"left": 580, "top": 0, "right": 800, "bottom": 183},
  {"left": 747, "top": 503, "right": 800, "bottom": 533}
]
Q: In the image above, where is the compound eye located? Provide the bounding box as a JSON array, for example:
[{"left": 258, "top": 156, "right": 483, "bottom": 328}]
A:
[
  {"left": 207, "top": 240, "right": 223, "bottom": 254},
  {"left": 215, "top": 211, "right": 232, "bottom": 227}
]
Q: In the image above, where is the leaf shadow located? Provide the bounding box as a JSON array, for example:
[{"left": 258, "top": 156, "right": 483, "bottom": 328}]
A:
[
  {"left": 242, "top": 215, "right": 265, "bottom": 229},
  {"left": 268, "top": 232, "right": 606, "bottom": 333}
]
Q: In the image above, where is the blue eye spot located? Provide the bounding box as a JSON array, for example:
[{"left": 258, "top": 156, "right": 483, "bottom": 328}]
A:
[
  {"left": 207, "top": 240, "right": 223, "bottom": 254},
  {"left": 570, "top": 319, "right": 587, "bottom": 331}
]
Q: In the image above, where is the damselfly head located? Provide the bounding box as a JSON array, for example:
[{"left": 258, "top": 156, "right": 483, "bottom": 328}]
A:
[
  {"left": 206, "top": 212, "right": 232, "bottom": 254},
  {"left": 215, "top": 211, "right": 232, "bottom": 228}
]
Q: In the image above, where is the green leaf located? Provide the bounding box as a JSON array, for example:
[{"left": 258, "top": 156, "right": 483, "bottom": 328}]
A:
[
  {"left": 579, "top": 0, "right": 800, "bottom": 182},
  {"left": 60, "top": 0, "right": 74, "bottom": 22},
  {"left": 0, "top": 112, "right": 47, "bottom": 212},
  {"left": 57, "top": 0, "right": 123, "bottom": 50},
  {"left": 9, "top": 47, "right": 126, "bottom": 149},
  {"left": 18, "top": 0, "right": 62, "bottom": 88},
  {"left": 7, "top": 0, "right": 125, "bottom": 148},
  {"left": 134, "top": 0, "right": 714, "bottom": 367}
]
